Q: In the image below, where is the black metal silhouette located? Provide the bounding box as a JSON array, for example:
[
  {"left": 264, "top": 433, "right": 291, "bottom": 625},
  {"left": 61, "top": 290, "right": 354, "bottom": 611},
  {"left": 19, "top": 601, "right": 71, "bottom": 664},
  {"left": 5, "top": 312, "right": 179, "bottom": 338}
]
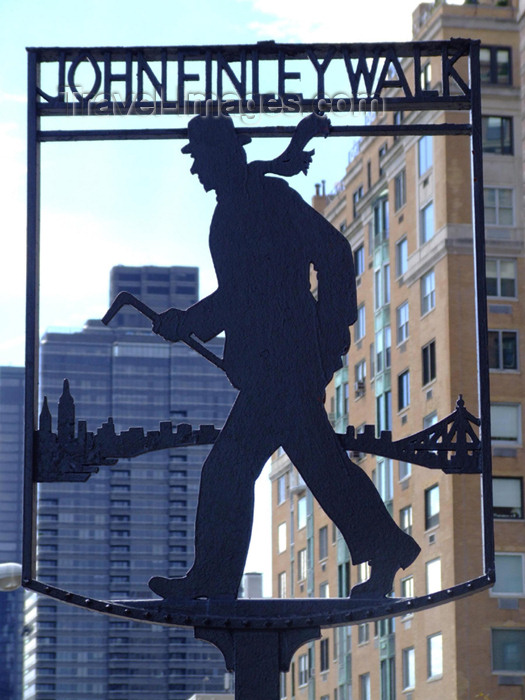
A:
[
  {"left": 35, "top": 389, "right": 481, "bottom": 483},
  {"left": 133, "top": 113, "right": 419, "bottom": 602},
  {"left": 24, "top": 40, "right": 495, "bottom": 700}
]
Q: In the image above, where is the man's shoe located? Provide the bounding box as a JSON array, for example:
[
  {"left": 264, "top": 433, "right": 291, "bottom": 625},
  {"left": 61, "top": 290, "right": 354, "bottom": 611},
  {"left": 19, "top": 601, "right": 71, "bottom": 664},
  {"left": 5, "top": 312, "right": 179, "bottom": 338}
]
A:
[
  {"left": 351, "top": 534, "right": 421, "bottom": 599},
  {"left": 148, "top": 574, "right": 236, "bottom": 601}
]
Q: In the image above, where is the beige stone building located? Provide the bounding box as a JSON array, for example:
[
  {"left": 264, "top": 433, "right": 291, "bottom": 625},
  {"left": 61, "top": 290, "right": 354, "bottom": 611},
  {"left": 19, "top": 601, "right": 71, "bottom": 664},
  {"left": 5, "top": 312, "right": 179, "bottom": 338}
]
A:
[{"left": 271, "top": 1, "right": 525, "bottom": 699}]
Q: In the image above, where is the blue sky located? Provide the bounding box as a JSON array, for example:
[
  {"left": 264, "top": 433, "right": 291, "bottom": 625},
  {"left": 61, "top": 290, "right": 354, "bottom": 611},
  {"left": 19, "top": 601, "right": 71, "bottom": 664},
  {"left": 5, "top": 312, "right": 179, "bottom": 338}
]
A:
[
  {"left": 0, "top": 0, "right": 461, "bottom": 593},
  {"left": 0, "top": 0, "right": 444, "bottom": 366}
]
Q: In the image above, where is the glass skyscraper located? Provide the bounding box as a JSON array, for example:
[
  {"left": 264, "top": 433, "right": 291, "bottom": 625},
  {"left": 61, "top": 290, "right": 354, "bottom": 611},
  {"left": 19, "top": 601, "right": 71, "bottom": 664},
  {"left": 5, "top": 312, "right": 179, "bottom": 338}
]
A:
[
  {"left": 0, "top": 366, "right": 25, "bottom": 700},
  {"left": 24, "top": 266, "right": 237, "bottom": 699}
]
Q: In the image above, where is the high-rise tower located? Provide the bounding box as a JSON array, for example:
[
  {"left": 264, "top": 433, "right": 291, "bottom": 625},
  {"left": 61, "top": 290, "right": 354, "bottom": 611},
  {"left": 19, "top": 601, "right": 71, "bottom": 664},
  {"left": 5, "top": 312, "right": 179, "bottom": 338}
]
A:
[
  {"left": 0, "top": 366, "right": 25, "bottom": 700},
  {"left": 271, "top": 2, "right": 525, "bottom": 699},
  {"left": 24, "top": 266, "right": 237, "bottom": 700}
]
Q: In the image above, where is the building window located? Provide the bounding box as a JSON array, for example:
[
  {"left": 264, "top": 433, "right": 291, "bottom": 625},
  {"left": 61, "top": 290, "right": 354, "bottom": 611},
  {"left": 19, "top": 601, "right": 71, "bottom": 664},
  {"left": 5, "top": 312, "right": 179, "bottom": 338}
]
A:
[
  {"left": 491, "top": 629, "right": 525, "bottom": 674},
  {"left": 297, "top": 496, "right": 307, "bottom": 529},
  {"left": 422, "top": 340, "right": 436, "bottom": 385},
  {"left": 396, "top": 302, "right": 409, "bottom": 344},
  {"left": 420, "top": 62, "right": 432, "bottom": 91},
  {"left": 488, "top": 330, "right": 518, "bottom": 370},
  {"left": 480, "top": 46, "right": 511, "bottom": 85},
  {"left": 493, "top": 477, "right": 523, "bottom": 519},
  {"left": 493, "top": 553, "right": 525, "bottom": 596},
  {"left": 484, "top": 187, "right": 513, "bottom": 226},
  {"left": 396, "top": 237, "right": 408, "bottom": 276},
  {"left": 298, "top": 654, "right": 309, "bottom": 686},
  {"left": 319, "top": 525, "right": 328, "bottom": 561},
  {"left": 353, "top": 186, "right": 364, "bottom": 218},
  {"left": 427, "top": 633, "right": 443, "bottom": 679},
  {"left": 280, "top": 673, "right": 287, "bottom": 700},
  {"left": 319, "top": 581, "right": 329, "bottom": 598},
  {"left": 373, "top": 197, "right": 389, "bottom": 244},
  {"left": 355, "top": 304, "right": 366, "bottom": 341},
  {"left": 278, "top": 522, "right": 287, "bottom": 553},
  {"left": 354, "top": 244, "right": 365, "bottom": 276},
  {"left": 277, "top": 475, "right": 286, "bottom": 505},
  {"left": 378, "top": 145, "right": 387, "bottom": 177},
  {"left": 278, "top": 571, "right": 287, "bottom": 598},
  {"left": 376, "top": 459, "right": 393, "bottom": 506},
  {"left": 426, "top": 557, "right": 441, "bottom": 594},
  {"left": 338, "top": 561, "right": 350, "bottom": 597},
  {"left": 418, "top": 135, "right": 433, "bottom": 176},
  {"left": 402, "top": 647, "right": 416, "bottom": 690},
  {"left": 482, "top": 116, "right": 513, "bottom": 154},
  {"left": 399, "top": 461, "right": 412, "bottom": 481},
  {"left": 398, "top": 370, "right": 410, "bottom": 411},
  {"left": 425, "top": 484, "right": 440, "bottom": 529},
  {"left": 357, "top": 561, "right": 370, "bottom": 583},
  {"left": 355, "top": 359, "right": 366, "bottom": 397},
  {"left": 297, "top": 548, "right": 307, "bottom": 581},
  {"left": 423, "top": 411, "right": 438, "bottom": 429},
  {"left": 486, "top": 258, "right": 516, "bottom": 297},
  {"left": 421, "top": 269, "right": 436, "bottom": 315},
  {"left": 376, "top": 390, "right": 392, "bottom": 434},
  {"left": 358, "top": 623, "right": 370, "bottom": 645},
  {"left": 359, "top": 673, "right": 371, "bottom": 700},
  {"left": 320, "top": 638, "right": 330, "bottom": 672},
  {"left": 394, "top": 110, "right": 404, "bottom": 126},
  {"left": 374, "top": 263, "right": 390, "bottom": 310},
  {"left": 335, "top": 382, "right": 349, "bottom": 418},
  {"left": 490, "top": 403, "right": 521, "bottom": 443},
  {"left": 376, "top": 326, "right": 391, "bottom": 374},
  {"left": 394, "top": 169, "right": 406, "bottom": 211},
  {"left": 400, "top": 505, "right": 413, "bottom": 535},
  {"left": 420, "top": 201, "right": 435, "bottom": 244},
  {"left": 384, "top": 264, "right": 390, "bottom": 304},
  {"left": 401, "top": 575, "right": 414, "bottom": 598}
]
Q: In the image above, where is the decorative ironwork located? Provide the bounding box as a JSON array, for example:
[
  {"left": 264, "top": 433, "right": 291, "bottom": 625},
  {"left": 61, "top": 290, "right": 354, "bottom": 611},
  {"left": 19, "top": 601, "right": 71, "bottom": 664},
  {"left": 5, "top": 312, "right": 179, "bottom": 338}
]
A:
[
  {"left": 36, "top": 385, "right": 480, "bottom": 483},
  {"left": 36, "top": 380, "right": 219, "bottom": 482},
  {"left": 341, "top": 396, "right": 481, "bottom": 474},
  {"left": 24, "top": 38, "right": 494, "bottom": 700},
  {"left": 33, "top": 40, "right": 472, "bottom": 120}
]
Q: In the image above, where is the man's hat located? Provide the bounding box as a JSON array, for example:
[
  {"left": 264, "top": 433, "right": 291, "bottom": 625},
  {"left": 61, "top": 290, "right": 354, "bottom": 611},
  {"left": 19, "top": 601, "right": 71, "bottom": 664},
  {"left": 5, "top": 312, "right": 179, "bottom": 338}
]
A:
[{"left": 181, "top": 115, "right": 252, "bottom": 154}]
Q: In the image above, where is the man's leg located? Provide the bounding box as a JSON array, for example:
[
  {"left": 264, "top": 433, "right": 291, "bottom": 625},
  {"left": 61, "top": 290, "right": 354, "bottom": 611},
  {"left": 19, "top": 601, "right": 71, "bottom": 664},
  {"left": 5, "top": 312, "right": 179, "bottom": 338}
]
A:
[
  {"left": 283, "top": 401, "right": 420, "bottom": 597},
  {"left": 149, "top": 393, "right": 277, "bottom": 599}
]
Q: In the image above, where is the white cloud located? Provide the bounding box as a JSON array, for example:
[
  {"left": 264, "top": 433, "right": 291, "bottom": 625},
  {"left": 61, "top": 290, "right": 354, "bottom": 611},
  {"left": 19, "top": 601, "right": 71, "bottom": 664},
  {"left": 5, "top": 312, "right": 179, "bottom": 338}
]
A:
[
  {"left": 239, "top": 0, "right": 466, "bottom": 43},
  {"left": 238, "top": 0, "right": 423, "bottom": 42},
  {"left": 1, "top": 92, "right": 27, "bottom": 104}
]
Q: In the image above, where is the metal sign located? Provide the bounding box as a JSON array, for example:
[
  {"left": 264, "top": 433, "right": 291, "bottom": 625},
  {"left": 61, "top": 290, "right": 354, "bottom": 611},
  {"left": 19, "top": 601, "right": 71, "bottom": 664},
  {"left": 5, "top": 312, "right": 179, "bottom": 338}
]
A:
[
  {"left": 35, "top": 40, "right": 470, "bottom": 118},
  {"left": 24, "top": 39, "right": 493, "bottom": 700}
]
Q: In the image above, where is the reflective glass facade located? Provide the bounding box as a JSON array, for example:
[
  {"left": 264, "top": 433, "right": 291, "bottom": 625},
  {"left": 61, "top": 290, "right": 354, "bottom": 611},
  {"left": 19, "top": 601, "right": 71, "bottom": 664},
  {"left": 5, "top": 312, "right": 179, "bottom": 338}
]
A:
[
  {"left": 25, "top": 267, "right": 237, "bottom": 700},
  {"left": 0, "top": 367, "right": 25, "bottom": 700}
]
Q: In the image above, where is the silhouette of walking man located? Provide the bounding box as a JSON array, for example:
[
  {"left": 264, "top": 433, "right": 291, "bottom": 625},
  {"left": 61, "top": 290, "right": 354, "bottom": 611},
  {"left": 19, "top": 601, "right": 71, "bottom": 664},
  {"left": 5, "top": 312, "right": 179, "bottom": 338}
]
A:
[{"left": 149, "top": 114, "right": 420, "bottom": 601}]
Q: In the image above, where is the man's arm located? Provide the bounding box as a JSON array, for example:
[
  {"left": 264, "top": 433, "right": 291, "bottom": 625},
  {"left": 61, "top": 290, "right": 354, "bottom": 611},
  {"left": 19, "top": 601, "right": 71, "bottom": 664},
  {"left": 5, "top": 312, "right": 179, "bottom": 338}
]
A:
[{"left": 154, "top": 291, "right": 225, "bottom": 343}]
